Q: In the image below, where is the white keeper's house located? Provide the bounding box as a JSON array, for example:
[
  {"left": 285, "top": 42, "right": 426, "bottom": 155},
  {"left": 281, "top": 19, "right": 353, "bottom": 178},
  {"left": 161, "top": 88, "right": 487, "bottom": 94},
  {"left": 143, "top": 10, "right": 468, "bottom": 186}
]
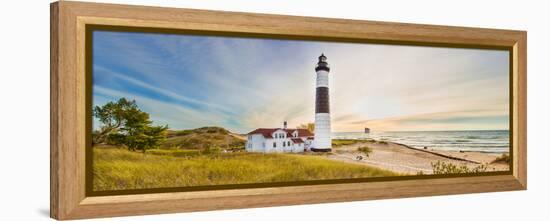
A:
[{"left": 245, "top": 121, "right": 314, "bottom": 153}]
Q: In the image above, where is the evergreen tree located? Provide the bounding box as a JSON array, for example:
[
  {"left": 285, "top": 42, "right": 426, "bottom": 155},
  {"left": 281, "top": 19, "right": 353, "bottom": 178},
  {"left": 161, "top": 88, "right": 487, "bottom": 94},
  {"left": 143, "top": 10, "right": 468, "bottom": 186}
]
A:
[{"left": 92, "top": 98, "right": 167, "bottom": 152}]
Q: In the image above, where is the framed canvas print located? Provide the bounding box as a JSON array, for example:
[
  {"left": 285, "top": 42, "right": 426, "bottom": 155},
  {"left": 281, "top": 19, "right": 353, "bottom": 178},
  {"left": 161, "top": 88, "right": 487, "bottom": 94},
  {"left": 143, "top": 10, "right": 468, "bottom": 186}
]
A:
[{"left": 50, "top": 1, "right": 527, "bottom": 220}]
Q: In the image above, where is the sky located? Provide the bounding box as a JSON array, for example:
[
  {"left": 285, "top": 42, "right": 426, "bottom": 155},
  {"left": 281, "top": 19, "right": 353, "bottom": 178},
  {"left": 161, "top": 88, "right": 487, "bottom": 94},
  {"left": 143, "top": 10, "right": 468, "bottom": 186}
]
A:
[{"left": 92, "top": 31, "right": 509, "bottom": 133}]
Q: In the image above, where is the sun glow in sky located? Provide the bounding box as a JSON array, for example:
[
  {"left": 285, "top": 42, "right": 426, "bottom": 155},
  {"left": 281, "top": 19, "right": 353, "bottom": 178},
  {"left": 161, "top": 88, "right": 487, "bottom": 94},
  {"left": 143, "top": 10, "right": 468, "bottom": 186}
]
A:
[{"left": 92, "top": 31, "right": 509, "bottom": 133}]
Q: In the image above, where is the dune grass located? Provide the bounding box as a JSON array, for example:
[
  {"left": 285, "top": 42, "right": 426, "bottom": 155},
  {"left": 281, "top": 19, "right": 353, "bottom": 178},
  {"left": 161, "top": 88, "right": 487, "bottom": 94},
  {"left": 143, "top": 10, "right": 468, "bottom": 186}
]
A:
[
  {"left": 146, "top": 149, "right": 202, "bottom": 158},
  {"left": 332, "top": 139, "right": 375, "bottom": 148},
  {"left": 162, "top": 127, "right": 245, "bottom": 150},
  {"left": 431, "top": 161, "right": 488, "bottom": 174},
  {"left": 357, "top": 146, "right": 373, "bottom": 157},
  {"left": 491, "top": 153, "right": 510, "bottom": 164},
  {"left": 93, "top": 147, "right": 398, "bottom": 191},
  {"left": 332, "top": 139, "right": 360, "bottom": 147}
]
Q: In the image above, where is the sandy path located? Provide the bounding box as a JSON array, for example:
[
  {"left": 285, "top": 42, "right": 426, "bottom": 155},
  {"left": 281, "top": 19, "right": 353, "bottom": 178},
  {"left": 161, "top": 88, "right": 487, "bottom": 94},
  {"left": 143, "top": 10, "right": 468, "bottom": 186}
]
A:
[{"left": 325, "top": 141, "right": 509, "bottom": 175}]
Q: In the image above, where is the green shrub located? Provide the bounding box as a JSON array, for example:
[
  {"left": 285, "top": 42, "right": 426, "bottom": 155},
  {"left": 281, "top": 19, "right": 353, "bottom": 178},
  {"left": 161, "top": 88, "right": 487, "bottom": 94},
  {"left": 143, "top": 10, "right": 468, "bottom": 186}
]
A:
[
  {"left": 492, "top": 154, "right": 510, "bottom": 164},
  {"left": 431, "top": 161, "right": 488, "bottom": 174},
  {"left": 332, "top": 139, "right": 375, "bottom": 147},
  {"left": 357, "top": 146, "right": 373, "bottom": 157},
  {"left": 174, "top": 130, "right": 192, "bottom": 137},
  {"left": 201, "top": 146, "right": 222, "bottom": 155},
  {"left": 332, "top": 139, "right": 359, "bottom": 147}
]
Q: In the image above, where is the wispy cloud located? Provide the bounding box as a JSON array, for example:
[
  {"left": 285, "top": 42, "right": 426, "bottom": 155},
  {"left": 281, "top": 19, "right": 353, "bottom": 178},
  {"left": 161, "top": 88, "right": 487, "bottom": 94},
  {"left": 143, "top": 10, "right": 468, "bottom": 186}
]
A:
[
  {"left": 93, "top": 31, "right": 509, "bottom": 133},
  {"left": 93, "top": 86, "right": 229, "bottom": 130},
  {"left": 346, "top": 109, "right": 509, "bottom": 132},
  {"left": 94, "top": 65, "right": 234, "bottom": 114}
]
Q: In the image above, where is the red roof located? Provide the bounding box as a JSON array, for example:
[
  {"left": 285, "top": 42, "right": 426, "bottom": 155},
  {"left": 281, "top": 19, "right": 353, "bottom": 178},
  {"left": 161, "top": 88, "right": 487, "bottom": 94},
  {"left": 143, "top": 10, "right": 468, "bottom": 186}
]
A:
[
  {"left": 247, "top": 128, "right": 314, "bottom": 138},
  {"left": 289, "top": 129, "right": 314, "bottom": 137},
  {"left": 291, "top": 138, "right": 304, "bottom": 143},
  {"left": 247, "top": 128, "right": 277, "bottom": 138}
]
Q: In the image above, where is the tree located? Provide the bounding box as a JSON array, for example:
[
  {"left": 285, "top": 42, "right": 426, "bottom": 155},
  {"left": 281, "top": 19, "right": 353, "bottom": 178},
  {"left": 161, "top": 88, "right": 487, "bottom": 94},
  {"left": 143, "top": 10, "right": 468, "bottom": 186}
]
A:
[
  {"left": 92, "top": 98, "right": 139, "bottom": 144},
  {"left": 297, "top": 123, "right": 315, "bottom": 133},
  {"left": 125, "top": 125, "right": 168, "bottom": 152},
  {"left": 92, "top": 98, "right": 168, "bottom": 152}
]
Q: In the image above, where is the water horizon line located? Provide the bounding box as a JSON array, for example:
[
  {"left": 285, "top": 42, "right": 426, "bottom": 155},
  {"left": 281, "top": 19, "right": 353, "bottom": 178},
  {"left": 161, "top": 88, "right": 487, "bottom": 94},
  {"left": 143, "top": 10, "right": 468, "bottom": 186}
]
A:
[{"left": 333, "top": 129, "right": 510, "bottom": 133}]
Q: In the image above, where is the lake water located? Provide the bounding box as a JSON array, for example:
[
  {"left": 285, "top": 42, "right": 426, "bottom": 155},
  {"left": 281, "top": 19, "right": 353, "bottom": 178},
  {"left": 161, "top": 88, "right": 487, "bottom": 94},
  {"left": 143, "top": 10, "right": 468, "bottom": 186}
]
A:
[{"left": 332, "top": 130, "right": 510, "bottom": 153}]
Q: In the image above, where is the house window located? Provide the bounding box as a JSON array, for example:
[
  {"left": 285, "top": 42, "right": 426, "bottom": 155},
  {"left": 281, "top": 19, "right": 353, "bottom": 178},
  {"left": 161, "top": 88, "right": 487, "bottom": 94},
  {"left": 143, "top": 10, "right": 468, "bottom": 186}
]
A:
[
  {"left": 288, "top": 141, "right": 291, "bottom": 146},
  {"left": 273, "top": 142, "right": 276, "bottom": 148},
  {"left": 283, "top": 142, "right": 286, "bottom": 147}
]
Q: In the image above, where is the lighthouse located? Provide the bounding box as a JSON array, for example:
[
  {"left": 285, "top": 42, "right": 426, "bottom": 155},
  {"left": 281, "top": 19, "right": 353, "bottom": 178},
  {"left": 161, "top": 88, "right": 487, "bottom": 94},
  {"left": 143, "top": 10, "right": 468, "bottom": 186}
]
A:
[{"left": 312, "top": 54, "right": 332, "bottom": 152}]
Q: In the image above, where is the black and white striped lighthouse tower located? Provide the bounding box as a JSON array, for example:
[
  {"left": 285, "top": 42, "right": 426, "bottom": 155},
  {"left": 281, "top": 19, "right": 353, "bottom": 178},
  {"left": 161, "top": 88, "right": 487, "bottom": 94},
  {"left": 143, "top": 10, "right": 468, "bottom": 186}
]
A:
[{"left": 312, "top": 54, "right": 332, "bottom": 152}]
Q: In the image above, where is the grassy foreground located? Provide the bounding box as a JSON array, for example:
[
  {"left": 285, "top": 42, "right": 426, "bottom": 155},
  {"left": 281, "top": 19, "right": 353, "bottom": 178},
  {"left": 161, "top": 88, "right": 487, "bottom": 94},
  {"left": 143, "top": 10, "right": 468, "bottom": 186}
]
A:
[{"left": 93, "top": 147, "right": 398, "bottom": 191}]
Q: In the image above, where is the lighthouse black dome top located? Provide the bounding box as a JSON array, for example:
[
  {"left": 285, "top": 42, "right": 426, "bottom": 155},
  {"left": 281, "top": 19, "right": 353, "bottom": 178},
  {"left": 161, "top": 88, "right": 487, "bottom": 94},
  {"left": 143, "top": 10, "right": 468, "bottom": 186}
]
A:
[{"left": 315, "top": 53, "right": 330, "bottom": 72}]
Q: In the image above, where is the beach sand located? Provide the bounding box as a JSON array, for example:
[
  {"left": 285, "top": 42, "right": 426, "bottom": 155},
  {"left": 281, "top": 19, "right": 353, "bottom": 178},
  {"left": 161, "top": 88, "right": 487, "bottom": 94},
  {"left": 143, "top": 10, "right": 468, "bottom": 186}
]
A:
[{"left": 324, "top": 140, "right": 509, "bottom": 175}]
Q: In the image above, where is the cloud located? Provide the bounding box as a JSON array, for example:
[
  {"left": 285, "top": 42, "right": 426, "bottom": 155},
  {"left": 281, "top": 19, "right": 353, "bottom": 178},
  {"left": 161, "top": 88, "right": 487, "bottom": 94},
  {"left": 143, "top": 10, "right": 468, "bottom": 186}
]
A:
[
  {"left": 94, "top": 65, "right": 235, "bottom": 114},
  {"left": 92, "top": 31, "right": 510, "bottom": 133},
  {"left": 347, "top": 109, "right": 509, "bottom": 132},
  {"left": 93, "top": 86, "right": 229, "bottom": 130}
]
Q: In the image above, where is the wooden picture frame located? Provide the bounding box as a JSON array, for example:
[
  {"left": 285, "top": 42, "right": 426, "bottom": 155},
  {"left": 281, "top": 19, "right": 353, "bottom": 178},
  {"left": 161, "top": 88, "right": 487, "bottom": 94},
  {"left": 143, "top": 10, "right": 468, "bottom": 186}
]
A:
[{"left": 50, "top": 1, "right": 527, "bottom": 220}]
